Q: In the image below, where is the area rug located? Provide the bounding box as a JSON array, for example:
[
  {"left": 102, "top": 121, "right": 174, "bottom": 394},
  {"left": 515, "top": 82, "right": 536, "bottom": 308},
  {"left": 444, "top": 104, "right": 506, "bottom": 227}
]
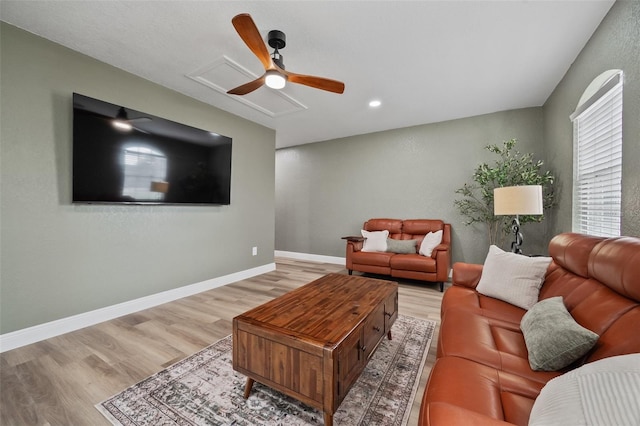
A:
[{"left": 97, "top": 314, "right": 436, "bottom": 426}]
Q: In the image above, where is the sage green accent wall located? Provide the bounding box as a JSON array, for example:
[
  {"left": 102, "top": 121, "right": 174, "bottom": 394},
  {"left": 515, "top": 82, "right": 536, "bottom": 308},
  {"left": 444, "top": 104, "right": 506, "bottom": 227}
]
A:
[
  {"left": 276, "top": 108, "right": 546, "bottom": 265},
  {"left": 543, "top": 0, "right": 640, "bottom": 237},
  {"left": 0, "top": 23, "right": 276, "bottom": 334}
]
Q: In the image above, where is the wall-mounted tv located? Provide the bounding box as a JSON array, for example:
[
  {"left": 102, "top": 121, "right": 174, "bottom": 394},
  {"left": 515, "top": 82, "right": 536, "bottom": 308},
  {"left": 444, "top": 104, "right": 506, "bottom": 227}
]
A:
[{"left": 72, "top": 93, "right": 232, "bottom": 205}]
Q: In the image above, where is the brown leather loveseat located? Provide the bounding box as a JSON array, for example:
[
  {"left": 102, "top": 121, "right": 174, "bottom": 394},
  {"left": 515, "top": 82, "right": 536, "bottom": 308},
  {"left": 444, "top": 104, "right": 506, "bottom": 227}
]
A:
[
  {"left": 419, "top": 233, "right": 640, "bottom": 425},
  {"left": 345, "top": 218, "right": 451, "bottom": 291}
]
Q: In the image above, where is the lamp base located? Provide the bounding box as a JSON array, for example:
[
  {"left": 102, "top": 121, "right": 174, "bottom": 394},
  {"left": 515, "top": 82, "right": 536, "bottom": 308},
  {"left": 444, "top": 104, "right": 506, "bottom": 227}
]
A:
[{"left": 510, "top": 216, "right": 523, "bottom": 255}]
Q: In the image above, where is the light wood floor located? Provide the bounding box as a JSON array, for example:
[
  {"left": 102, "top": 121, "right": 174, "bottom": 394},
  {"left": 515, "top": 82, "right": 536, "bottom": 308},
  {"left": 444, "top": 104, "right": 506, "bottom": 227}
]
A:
[{"left": 1, "top": 258, "right": 444, "bottom": 425}]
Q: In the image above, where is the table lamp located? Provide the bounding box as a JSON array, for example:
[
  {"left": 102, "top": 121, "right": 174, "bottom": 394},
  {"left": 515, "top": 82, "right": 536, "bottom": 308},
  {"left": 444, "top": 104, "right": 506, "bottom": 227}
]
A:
[{"left": 494, "top": 185, "right": 543, "bottom": 254}]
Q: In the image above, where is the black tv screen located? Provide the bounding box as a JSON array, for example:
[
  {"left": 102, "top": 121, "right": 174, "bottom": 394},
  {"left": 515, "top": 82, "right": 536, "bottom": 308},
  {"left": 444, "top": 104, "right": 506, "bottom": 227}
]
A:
[{"left": 72, "top": 93, "right": 232, "bottom": 205}]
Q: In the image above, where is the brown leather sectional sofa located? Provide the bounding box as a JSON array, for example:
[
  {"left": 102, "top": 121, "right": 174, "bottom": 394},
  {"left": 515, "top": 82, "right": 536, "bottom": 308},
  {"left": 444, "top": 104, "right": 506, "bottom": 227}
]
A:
[
  {"left": 345, "top": 218, "right": 451, "bottom": 291},
  {"left": 419, "top": 232, "right": 640, "bottom": 425}
]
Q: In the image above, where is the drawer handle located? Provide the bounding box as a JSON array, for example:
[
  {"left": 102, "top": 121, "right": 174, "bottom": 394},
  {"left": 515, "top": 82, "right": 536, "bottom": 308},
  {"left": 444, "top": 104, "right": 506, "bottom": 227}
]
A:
[
  {"left": 361, "top": 345, "right": 367, "bottom": 352},
  {"left": 384, "top": 311, "right": 393, "bottom": 318},
  {"left": 373, "top": 326, "right": 381, "bottom": 332}
]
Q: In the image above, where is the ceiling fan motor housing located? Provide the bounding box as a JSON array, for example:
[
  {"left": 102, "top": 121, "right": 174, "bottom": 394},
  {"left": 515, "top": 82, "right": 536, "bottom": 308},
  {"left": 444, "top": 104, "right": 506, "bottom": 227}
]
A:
[
  {"left": 268, "top": 30, "right": 286, "bottom": 69},
  {"left": 268, "top": 30, "right": 286, "bottom": 50}
]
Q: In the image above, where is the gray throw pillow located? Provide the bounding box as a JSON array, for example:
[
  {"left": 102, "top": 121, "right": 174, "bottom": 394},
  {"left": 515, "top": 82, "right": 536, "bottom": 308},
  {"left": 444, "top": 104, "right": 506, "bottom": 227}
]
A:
[
  {"left": 386, "top": 238, "right": 417, "bottom": 254},
  {"left": 520, "top": 296, "right": 599, "bottom": 371}
]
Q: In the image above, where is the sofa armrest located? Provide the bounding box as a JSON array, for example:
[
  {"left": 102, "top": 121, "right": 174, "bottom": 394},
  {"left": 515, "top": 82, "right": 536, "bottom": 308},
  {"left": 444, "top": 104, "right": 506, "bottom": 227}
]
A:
[
  {"left": 431, "top": 243, "right": 449, "bottom": 259},
  {"left": 451, "top": 262, "right": 483, "bottom": 289},
  {"left": 345, "top": 240, "right": 364, "bottom": 270},
  {"left": 432, "top": 243, "right": 451, "bottom": 283},
  {"left": 346, "top": 240, "right": 364, "bottom": 252}
]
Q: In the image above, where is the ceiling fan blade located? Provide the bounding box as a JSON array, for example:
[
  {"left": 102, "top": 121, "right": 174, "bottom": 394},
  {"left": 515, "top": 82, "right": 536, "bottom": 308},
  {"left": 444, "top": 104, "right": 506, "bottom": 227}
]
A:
[
  {"left": 280, "top": 68, "right": 345, "bottom": 94},
  {"left": 129, "top": 117, "right": 152, "bottom": 123},
  {"left": 232, "top": 13, "right": 273, "bottom": 70},
  {"left": 227, "top": 75, "right": 266, "bottom": 95}
]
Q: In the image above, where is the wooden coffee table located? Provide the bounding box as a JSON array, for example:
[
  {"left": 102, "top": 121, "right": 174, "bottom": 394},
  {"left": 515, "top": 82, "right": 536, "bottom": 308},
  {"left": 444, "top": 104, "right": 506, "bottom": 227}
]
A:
[{"left": 232, "top": 273, "right": 398, "bottom": 426}]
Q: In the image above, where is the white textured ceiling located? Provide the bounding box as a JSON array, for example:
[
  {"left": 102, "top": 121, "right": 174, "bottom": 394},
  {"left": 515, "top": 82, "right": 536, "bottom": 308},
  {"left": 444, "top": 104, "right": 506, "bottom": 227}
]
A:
[{"left": 0, "top": 1, "right": 614, "bottom": 148}]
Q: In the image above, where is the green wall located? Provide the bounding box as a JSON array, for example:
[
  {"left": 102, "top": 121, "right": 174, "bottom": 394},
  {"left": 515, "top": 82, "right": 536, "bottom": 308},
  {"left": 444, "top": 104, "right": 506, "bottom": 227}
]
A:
[
  {"left": 0, "top": 23, "right": 276, "bottom": 334},
  {"left": 543, "top": 0, "right": 640, "bottom": 237},
  {"left": 276, "top": 108, "right": 547, "bottom": 265}
]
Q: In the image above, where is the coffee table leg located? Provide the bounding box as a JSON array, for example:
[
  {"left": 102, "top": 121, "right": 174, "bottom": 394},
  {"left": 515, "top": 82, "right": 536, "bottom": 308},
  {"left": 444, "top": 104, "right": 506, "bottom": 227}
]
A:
[
  {"left": 387, "top": 330, "right": 392, "bottom": 340},
  {"left": 324, "top": 412, "right": 333, "bottom": 426},
  {"left": 243, "top": 378, "right": 254, "bottom": 399}
]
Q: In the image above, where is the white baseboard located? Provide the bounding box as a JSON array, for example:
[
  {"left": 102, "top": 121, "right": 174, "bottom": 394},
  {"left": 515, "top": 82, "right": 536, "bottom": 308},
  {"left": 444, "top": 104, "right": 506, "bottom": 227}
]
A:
[
  {"left": 0, "top": 263, "right": 276, "bottom": 353},
  {"left": 275, "top": 250, "right": 345, "bottom": 265}
]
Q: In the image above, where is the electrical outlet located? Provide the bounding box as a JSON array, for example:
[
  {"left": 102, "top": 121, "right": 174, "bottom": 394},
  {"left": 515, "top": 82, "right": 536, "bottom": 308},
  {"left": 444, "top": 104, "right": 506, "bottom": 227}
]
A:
[{"left": 252, "top": 246, "right": 258, "bottom": 256}]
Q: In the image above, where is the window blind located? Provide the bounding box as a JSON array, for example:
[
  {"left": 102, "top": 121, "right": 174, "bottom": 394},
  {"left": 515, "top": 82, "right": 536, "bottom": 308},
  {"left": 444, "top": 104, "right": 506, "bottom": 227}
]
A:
[{"left": 572, "top": 73, "right": 623, "bottom": 237}]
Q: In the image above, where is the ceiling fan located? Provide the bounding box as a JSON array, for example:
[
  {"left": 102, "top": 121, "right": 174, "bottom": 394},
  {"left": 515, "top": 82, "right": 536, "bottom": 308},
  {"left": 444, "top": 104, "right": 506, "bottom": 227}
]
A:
[
  {"left": 227, "top": 13, "right": 345, "bottom": 96},
  {"left": 112, "top": 107, "right": 151, "bottom": 132}
]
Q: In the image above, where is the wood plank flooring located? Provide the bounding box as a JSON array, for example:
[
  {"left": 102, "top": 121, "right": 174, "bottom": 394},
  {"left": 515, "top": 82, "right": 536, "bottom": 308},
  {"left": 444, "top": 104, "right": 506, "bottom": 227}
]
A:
[{"left": 1, "top": 258, "right": 444, "bottom": 425}]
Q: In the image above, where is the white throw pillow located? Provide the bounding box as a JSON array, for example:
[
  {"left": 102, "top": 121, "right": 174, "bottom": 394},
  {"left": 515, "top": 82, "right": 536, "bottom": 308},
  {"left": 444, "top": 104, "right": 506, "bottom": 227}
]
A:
[
  {"left": 476, "top": 245, "right": 552, "bottom": 310},
  {"left": 529, "top": 354, "right": 640, "bottom": 426},
  {"left": 419, "top": 230, "right": 443, "bottom": 257},
  {"left": 361, "top": 230, "right": 389, "bottom": 252}
]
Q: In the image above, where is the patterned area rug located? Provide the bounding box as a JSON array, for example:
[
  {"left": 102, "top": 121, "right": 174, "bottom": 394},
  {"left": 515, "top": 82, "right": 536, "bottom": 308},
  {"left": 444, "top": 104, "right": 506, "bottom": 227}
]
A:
[{"left": 97, "top": 314, "right": 436, "bottom": 426}]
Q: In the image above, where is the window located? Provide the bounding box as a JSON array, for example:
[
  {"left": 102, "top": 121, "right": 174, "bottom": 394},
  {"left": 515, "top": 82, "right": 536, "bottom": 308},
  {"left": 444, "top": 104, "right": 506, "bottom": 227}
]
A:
[
  {"left": 571, "top": 70, "right": 623, "bottom": 237},
  {"left": 122, "top": 146, "right": 168, "bottom": 201}
]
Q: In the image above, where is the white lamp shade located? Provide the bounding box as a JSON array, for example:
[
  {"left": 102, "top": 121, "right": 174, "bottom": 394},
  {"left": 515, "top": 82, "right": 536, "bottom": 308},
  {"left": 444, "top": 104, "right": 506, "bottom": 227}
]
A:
[{"left": 494, "top": 185, "right": 543, "bottom": 215}]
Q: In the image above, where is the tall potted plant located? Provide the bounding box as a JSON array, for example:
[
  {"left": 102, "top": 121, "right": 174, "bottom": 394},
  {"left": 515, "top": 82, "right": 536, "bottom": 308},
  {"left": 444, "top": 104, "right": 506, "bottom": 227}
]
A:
[{"left": 454, "top": 139, "right": 555, "bottom": 247}]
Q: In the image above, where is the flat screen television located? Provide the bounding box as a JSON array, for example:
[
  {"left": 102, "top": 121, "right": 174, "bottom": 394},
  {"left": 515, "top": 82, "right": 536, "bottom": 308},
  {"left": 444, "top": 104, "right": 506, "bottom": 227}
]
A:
[{"left": 72, "top": 93, "right": 232, "bottom": 205}]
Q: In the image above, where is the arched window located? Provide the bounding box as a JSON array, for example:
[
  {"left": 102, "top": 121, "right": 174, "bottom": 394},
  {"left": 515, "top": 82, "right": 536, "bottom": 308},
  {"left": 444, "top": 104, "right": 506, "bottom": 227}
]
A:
[
  {"left": 122, "top": 146, "right": 167, "bottom": 201},
  {"left": 571, "top": 70, "right": 623, "bottom": 237}
]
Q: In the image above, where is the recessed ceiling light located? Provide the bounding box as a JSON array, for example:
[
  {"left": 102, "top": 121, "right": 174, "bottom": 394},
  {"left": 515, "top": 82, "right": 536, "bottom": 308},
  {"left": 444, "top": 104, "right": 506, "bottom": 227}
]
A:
[{"left": 369, "top": 100, "right": 382, "bottom": 108}]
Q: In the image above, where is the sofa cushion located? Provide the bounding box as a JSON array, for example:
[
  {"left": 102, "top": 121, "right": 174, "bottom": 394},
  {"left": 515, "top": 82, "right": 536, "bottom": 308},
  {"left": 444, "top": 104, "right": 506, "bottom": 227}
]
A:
[
  {"left": 441, "top": 285, "right": 529, "bottom": 324},
  {"left": 419, "top": 230, "right": 443, "bottom": 257},
  {"left": 386, "top": 238, "right": 417, "bottom": 254},
  {"left": 521, "top": 297, "right": 599, "bottom": 371},
  {"left": 437, "top": 305, "right": 561, "bottom": 384},
  {"left": 547, "top": 233, "right": 604, "bottom": 278},
  {"left": 588, "top": 236, "right": 640, "bottom": 301},
  {"left": 402, "top": 219, "right": 444, "bottom": 235},
  {"left": 390, "top": 254, "right": 437, "bottom": 273},
  {"left": 476, "top": 245, "right": 552, "bottom": 310},
  {"left": 350, "top": 250, "right": 394, "bottom": 267},
  {"left": 363, "top": 218, "right": 403, "bottom": 236},
  {"left": 361, "top": 229, "right": 388, "bottom": 252},
  {"left": 529, "top": 353, "right": 640, "bottom": 426},
  {"left": 584, "top": 306, "right": 640, "bottom": 363},
  {"left": 420, "top": 356, "right": 544, "bottom": 425}
]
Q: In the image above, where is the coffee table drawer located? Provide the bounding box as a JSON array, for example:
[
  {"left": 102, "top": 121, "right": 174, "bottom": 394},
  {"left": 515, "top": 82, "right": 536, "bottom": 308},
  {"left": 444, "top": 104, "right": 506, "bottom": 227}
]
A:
[
  {"left": 363, "top": 304, "right": 386, "bottom": 360},
  {"left": 234, "top": 329, "right": 324, "bottom": 404},
  {"left": 385, "top": 292, "right": 398, "bottom": 334},
  {"left": 335, "top": 327, "right": 363, "bottom": 402}
]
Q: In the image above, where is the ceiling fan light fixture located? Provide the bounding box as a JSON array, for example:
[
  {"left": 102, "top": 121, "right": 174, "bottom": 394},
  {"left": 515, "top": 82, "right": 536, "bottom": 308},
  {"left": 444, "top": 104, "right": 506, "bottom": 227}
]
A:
[
  {"left": 265, "top": 70, "right": 286, "bottom": 90},
  {"left": 113, "top": 120, "right": 133, "bottom": 131}
]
